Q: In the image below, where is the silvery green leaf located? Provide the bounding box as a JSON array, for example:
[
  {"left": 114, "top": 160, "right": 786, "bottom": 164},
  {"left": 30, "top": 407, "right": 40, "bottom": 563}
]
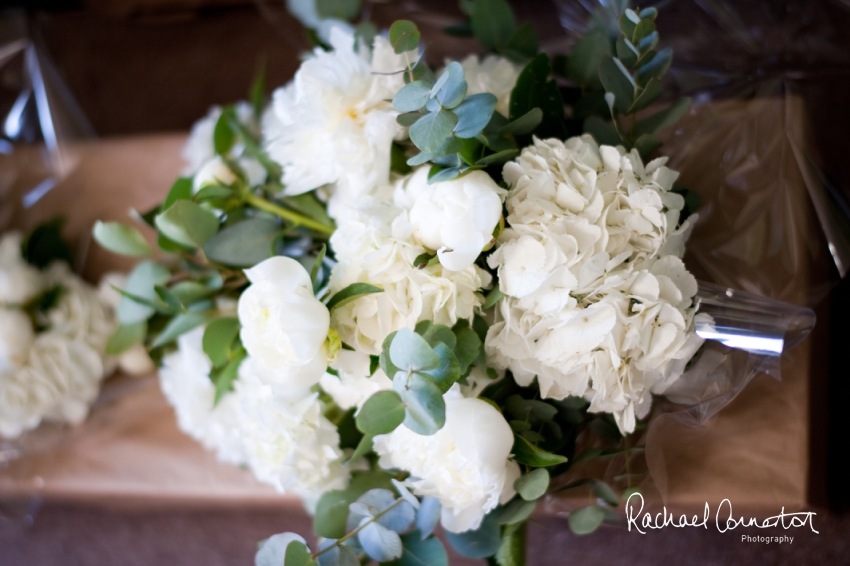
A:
[
  {"left": 453, "top": 93, "right": 497, "bottom": 138},
  {"left": 632, "top": 18, "right": 655, "bottom": 44},
  {"left": 452, "top": 327, "right": 481, "bottom": 374},
  {"left": 397, "top": 112, "right": 424, "bottom": 127},
  {"left": 494, "top": 499, "right": 536, "bottom": 525},
  {"left": 155, "top": 200, "right": 219, "bottom": 248},
  {"left": 203, "top": 218, "right": 281, "bottom": 267},
  {"left": 356, "top": 390, "right": 405, "bottom": 435},
  {"left": 619, "top": 11, "right": 637, "bottom": 39},
  {"left": 427, "top": 166, "right": 462, "bottom": 183},
  {"left": 415, "top": 321, "right": 456, "bottom": 349},
  {"left": 424, "top": 97, "right": 441, "bottom": 112},
  {"left": 396, "top": 533, "right": 449, "bottom": 566},
  {"left": 358, "top": 521, "right": 403, "bottom": 562},
  {"left": 389, "top": 20, "right": 420, "bottom": 54},
  {"left": 628, "top": 78, "right": 662, "bottom": 114},
  {"left": 389, "top": 328, "right": 440, "bottom": 371},
  {"left": 169, "top": 281, "right": 215, "bottom": 305},
  {"left": 395, "top": 372, "right": 446, "bottom": 435},
  {"left": 445, "top": 512, "right": 501, "bottom": 559},
  {"left": 391, "top": 479, "right": 420, "bottom": 509},
  {"left": 152, "top": 311, "right": 212, "bottom": 348},
  {"left": 640, "top": 7, "right": 658, "bottom": 20},
  {"left": 434, "top": 62, "right": 467, "bottom": 109},
  {"left": 394, "top": 81, "right": 433, "bottom": 112},
  {"left": 346, "top": 489, "right": 395, "bottom": 532},
  {"left": 416, "top": 497, "right": 442, "bottom": 539},
  {"left": 421, "top": 342, "right": 460, "bottom": 393},
  {"left": 514, "top": 468, "right": 549, "bottom": 501},
  {"left": 92, "top": 221, "right": 152, "bottom": 257},
  {"left": 316, "top": 540, "right": 359, "bottom": 566},
  {"left": 380, "top": 331, "right": 401, "bottom": 379},
  {"left": 568, "top": 505, "right": 605, "bottom": 535},
  {"left": 638, "top": 31, "right": 659, "bottom": 53},
  {"left": 255, "top": 533, "right": 307, "bottom": 566},
  {"left": 409, "top": 109, "right": 458, "bottom": 153},
  {"left": 616, "top": 36, "right": 639, "bottom": 68},
  {"left": 118, "top": 261, "right": 171, "bottom": 324}
]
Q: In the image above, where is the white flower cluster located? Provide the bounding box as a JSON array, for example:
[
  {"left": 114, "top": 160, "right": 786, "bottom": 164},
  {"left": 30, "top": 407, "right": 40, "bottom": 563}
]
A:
[
  {"left": 264, "top": 29, "right": 408, "bottom": 219},
  {"left": 1, "top": 233, "right": 118, "bottom": 438},
  {"left": 328, "top": 167, "right": 502, "bottom": 356},
  {"left": 160, "top": 257, "right": 349, "bottom": 504},
  {"left": 486, "top": 136, "right": 702, "bottom": 433}
]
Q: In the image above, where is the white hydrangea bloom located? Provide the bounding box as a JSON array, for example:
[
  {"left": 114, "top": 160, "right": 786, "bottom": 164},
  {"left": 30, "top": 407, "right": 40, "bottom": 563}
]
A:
[
  {"left": 158, "top": 327, "right": 247, "bottom": 465},
  {"left": 328, "top": 172, "right": 493, "bottom": 355},
  {"left": 486, "top": 136, "right": 702, "bottom": 433},
  {"left": 265, "top": 29, "right": 408, "bottom": 213},
  {"left": 319, "top": 349, "right": 392, "bottom": 410},
  {"left": 456, "top": 54, "right": 522, "bottom": 118},
  {"left": 0, "top": 231, "right": 44, "bottom": 304},
  {"left": 373, "top": 388, "right": 520, "bottom": 533},
  {"left": 235, "top": 356, "right": 349, "bottom": 501}
]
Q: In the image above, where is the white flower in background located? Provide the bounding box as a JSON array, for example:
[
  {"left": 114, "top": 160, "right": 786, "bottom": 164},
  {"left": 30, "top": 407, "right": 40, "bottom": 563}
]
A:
[
  {"left": 236, "top": 356, "right": 349, "bottom": 503},
  {"left": 0, "top": 231, "right": 44, "bottom": 304},
  {"left": 159, "top": 326, "right": 247, "bottom": 465},
  {"left": 456, "top": 54, "right": 522, "bottom": 118},
  {"left": 486, "top": 135, "right": 702, "bottom": 433},
  {"left": 266, "top": 29, "right": 409, "bottom": 212},
  {"left": 43, "top": 263, "right": 115, "bottom": 355},
  {"left": 182, "top": 102, "right": 266, "bottom": 192},
  {"left": 399, "top": 168, "right": 506, "bottom": 271},
  {"left": 0, "top": 334, "right": 104, "bottom": 438},
  {"left": 238, "top": 256, "right": 330, "bottom": 386},
  {"left": 285, "top": 0, "right": 355, "bottom": 45},
  {"left": 0, "top": 309, "right": 34, "bottom": 372},
  {"left": 328, "top": 174, "right": 492, "bottom": 355},
  {"left": 319, "top": 350, "right": 392, "bottom": 410},
  {"left": 373, "top": 388, "right": 520, "bottom": 533}
]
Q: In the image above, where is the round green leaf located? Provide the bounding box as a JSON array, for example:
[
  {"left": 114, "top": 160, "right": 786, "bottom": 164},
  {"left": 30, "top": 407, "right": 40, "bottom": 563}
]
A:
[
  {"left": 202, "top": 217, "right": 280, "bottom": 267},
  {"left": 494, "top": 499, "right": 536, "bottom": 525},
  {"left": 395, "top": 372, "right": 445, "bottom": 436},
  {"left": 409, "top": 109, "right": 458, "bottom": 153},
  {"left": 356, "top": 391, "right": 406, "bottom": 435},
  {"left": 422, "top": 343, "right": 460, "bottom": 393},
  {"left": 118, "top": 261, "right": 171, "bottom": 324},
  {"left": 514, "top": 468, "right": 549, "bottom": 501},
  {"left": 202, "top": 317, "right": 240, "bottom": 368},
  {"left": 155, "top": 200, "right": 219, "bottom": 248},
  {"left": 397, "top": 532, "right": 448, "bottom": 566},
  {"left": 390, "top": 328, "right": 440, "bottom": 372},
  {"left": 393, "top": 80, "right": 433, "bottom": 112},
  {"left": 105, "top": 321, "right": 146, "bottom": 356},
  {"left": 434, "top": 62, "right": 467, "bottom": 109},
  {"left": 568, "top": 505, "right": 605, "bottom": 535},
  {"left": 93, "top": 221, "right": 152, "bottom": 257},
  {"left": 152, "top": 311, "right": 212, "bottom": 348},
  {"left": 452, "top": 93, "right": 496, "bottom": 139},
  {"left": 389, "top": 20, "right": 420, "bottom": 54},
  {"left": 445, "top": 512, "right": 501, "bottom": 559}
]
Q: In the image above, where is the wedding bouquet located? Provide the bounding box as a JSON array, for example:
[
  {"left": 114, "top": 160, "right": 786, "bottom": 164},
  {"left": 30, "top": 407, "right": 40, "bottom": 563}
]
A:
[{"left": 90, "top": 2, "right": 802, "bottom": 564}]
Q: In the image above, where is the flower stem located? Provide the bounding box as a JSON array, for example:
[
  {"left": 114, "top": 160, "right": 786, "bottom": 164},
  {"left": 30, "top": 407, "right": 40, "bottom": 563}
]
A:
[
  {"left": 311, "top": 498, "right": 405, "bottom": 559},
  {"left": 243, "top": 193, "right": 334, "bottom": 235}
]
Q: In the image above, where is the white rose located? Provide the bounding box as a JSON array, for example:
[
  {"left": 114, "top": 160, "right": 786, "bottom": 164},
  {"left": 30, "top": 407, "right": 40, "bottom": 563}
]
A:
[
  {"left": 235, "top": 356, "right": 349, "bottom": 501},
  {"left": 401, "top": 168, "right": 506, "bottom": 271},
  {"left": 0, "top": 232, "right": 44, "bottom": 304},
  {"left": 456, "top": 55, "right": 522, "bottom": 118},
  {"left": 43, "top": 263, "right": 115, "bottom": 354},
  {"left": 373, "top": 389, "right": 520, "bottom": 533},
  {"left": 0, "top": 308, "right": 34, "bottom": 372},
  {"left": 159, "top": 326, "right": 246, "bottom": 465},
  {"left": 238, "top": 256, "right": 330, "bottom": 385},
  {"left": 266, "top": 29, "right": 408, "bottom": 206}
]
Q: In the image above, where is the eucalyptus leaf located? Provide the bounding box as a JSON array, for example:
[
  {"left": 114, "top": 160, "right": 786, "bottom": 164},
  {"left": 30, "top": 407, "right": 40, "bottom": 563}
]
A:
[
  {"left": 394, "top": 372, "right": 445, "bottom": 435},
  {"left": 632, "top": 18, "right": 656, "bottom": 44},
  {"left": 598, "top": 55, "right": 635, "bottom": 114},
  {"left": 394, "top": 81, "right": 433, "bottom": 113},
  {"left": 616, "top": 36, "right": 639, "bottom": 68},
  {"left": 434, "top": 62, "right": 467, "bottom": 109},
  {"left": 284, "top": 540, "right": 317, "bottom": 566},
  {"left": 635, "top": 46, "right": 672, "bottom": 86},
  {"left": 452, "top": 327, "right": 481, "bottom": 374},
  {"left": 389, "top": 20, "right": 420, "bottom": 54},
  {"left": 387, "top": 533, "right": 448, "bottom": 566},
  {"left": 453, "top": 93, "right": 497, "bottom": 139},
  {"left": 410, "top": 109, "right": 458, "bottom": 153},
  {"left": 427, "top": 166, "right": 462, "bottom": 183},
  {"left": 445, "top": 512, "right": 500, "bottom": 559},
  {"left": 415, "top": 321, "right": 457, "bottom": 349},
  {"left": 326, "top": 283, "right": 383, "bottom": 311},
  {"left": 169, "top": 281, "right": 215, "bottom": 306},
  {"left": 316, "top": 541, "right": 360, "bottom": 566},
  {"left": 117, "top": 261, "right": 171, "bottom": 324},
  {"left": 358, "top": 522, "right": 403, "bottom": 562},
  {"left": 93, "top": 221, "right": 152, "bottom": 257},
  {"left": 193, "top": 184, "right": 233, "bottom": 203},
  {"left": 397, "top": 112, "right": 424, "bottom": 127},
  {"left": 154, "top": 285, "right": 183, "bottom": 310},
  {"left": 568, "top": 505, "right": 605, "bottom": 535},
  {"left": 475, "top": 149, "right": 518, "bottom": 166},
  {"left": 416, "top": 498, "right": 442, "bottom": 539},
  {"left": 389, "top": 328, "right": 440, "bottom": 372},
  {"left": 256, "top": 534, "right": 309, "bottom": 566},
  {"left": 105, "top": 321, "right": 146, "bottom": 356},
  {"left": 512, "top": 434, "right": 568, "bottom": 467},
  {"left": 422, "top": 342, "right": 461, "bottom": 393},
  {"left": 494, "top": 522, "right": 526, "bottom": 566},
  {"left": 494, "top": 499, "right": 536, "bottom": 525},
  {"left": 203, "top": 217, "right": 280, "bottom": 267},
  {"left": 627, "top": 77, "right": 662, "bottom": 113},
  {"left": 155, "top": 200, "right": 219, "bottom": 248},
  {"left": 356, "top": 390, "right": 406, "bottom": 435},
  {"left": 514, "top": 469, "right": 549, "bottom": 501}
]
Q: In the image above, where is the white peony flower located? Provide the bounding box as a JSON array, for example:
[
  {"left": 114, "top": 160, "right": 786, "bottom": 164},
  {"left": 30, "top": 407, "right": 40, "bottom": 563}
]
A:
[
  {"left": 400, "top": 168, "right": 506, "bottom": 271},
  {"left": 0, "top": 232, "right": 44, "bottom": 304},
  {"left": 265, "top": 29, "right": 408, "bottom": 211},
  {"left": 486, "top": 136, "right": 702, "bottom": 433},
  {"left": 373, "top": 388, "right": 520, "bottom": 533},
  {"left": 328, "top": 174, "right": 492, "bottom": 355},
  {"left": 237, "top": 256, "right": 330, "bottom": 385},
  {"left": 456, "top": 54, "right": 522, "bottom": 117},
  {"left": 319, "top": 349, "right": 392, "bottom": 410},
  {"left": 235, "top": 355, "right": 349, "bottom": 501},
  {"left": 159, "top": 326, "right": 247, "bottom": 465}
]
